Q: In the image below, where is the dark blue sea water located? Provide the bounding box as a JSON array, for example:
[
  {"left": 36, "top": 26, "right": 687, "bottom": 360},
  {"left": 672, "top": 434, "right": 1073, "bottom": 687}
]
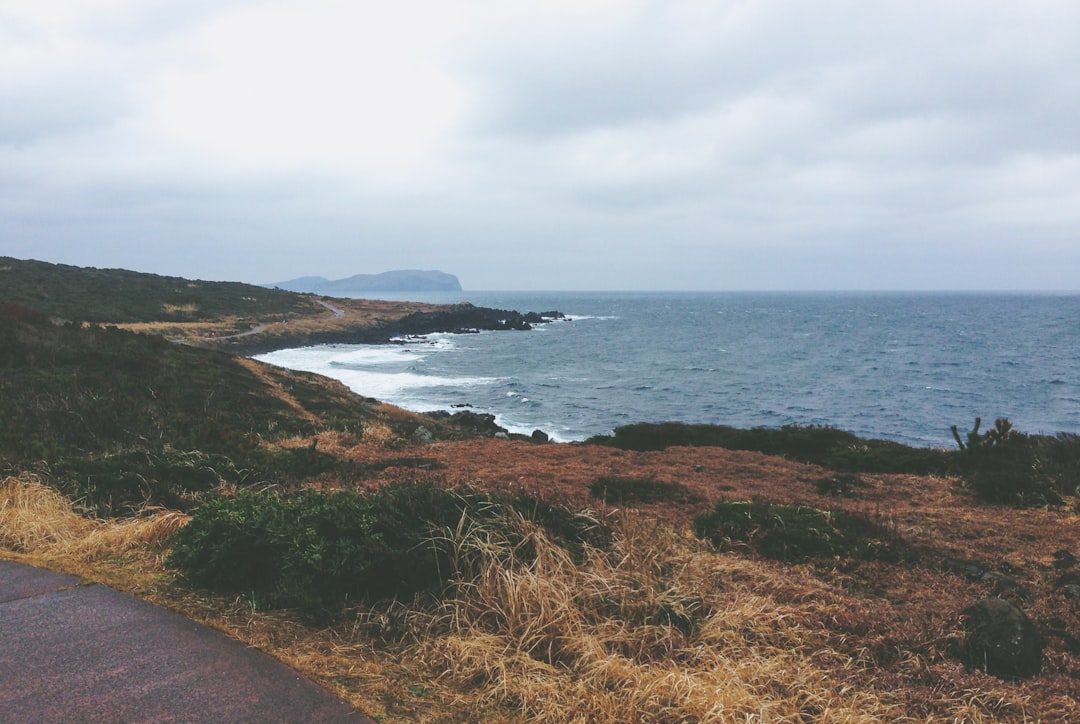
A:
[{"left": 256, "top": 292, "right": 1080, "bottom": 447}]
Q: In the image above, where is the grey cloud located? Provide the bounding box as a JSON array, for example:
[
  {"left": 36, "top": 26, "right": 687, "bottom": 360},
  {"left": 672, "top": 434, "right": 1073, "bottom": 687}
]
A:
[
  {"left": 75, "top": 0, "right": 262, "bottom": 44},
  {"left": 0, "top": 81, "right": 129, "bottom": 146},
  {"left": 461, "top": 0, "right": 1080, "bottom": 169},
  {"left": 3, "top": 0, "right": 1079, "bottom": 291}
]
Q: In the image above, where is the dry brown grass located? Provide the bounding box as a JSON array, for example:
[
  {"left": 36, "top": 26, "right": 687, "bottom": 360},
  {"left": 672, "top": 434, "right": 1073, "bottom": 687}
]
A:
[
  {"left": 161, "top": 303, "right": 199, "bottom": 314},
  {"left": 115, "top": 296, "right": 445, "bottom": 347},
  {"left": 0, "top": 474, "right": 97, "bottom": 552},
  {"left": 116, "top": 316, "right": 249, "bottom": 339},
  {"left": 273, "top": 423, "right": 402, "bottom": 458},
  {"left": 0, "top": 474, "right": 187, "bottom": 561},
  {"left": 392, "top": 515, "right": 894, "bottom": 722},
  {"left": 236, "top": 357, "right": 320, "bottom": 422},
  {"left": 6, "top": 438, "right": 1080, "bottom": 722}
]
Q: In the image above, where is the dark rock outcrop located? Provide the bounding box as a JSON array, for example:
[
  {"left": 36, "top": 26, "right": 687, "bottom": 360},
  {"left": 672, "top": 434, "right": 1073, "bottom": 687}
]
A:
[
  {"left": 1055, "top": 570, "right": 1080, "bottom": 599},
  {"left": 960, "top": 597, "right": 1043, "bottom": 679},
  {"left": 390, "top": 304, "right": 561, "bottom": 335},
  {"left": 1053, "top": 549, "right": 1078, "bottom": 570},
  {"left": 424, "top": 409, "right": 507, "bottom": 437},
  {"left": 226, "top": 303, "right": 563, "bottom": 356}
]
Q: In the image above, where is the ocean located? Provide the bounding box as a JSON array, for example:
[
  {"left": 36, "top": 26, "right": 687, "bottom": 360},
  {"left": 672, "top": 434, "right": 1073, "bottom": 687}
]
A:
[{"left": 255, "top": 291, "right": 1080, "bottom": 448}]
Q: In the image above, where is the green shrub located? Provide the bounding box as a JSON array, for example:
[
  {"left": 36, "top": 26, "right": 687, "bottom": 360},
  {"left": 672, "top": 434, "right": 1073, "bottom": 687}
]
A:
[
  {"left": 167, "top": 483, "right": 609, "bottom": 617},
  {"left": 693, "top": 500, "right": 907, "bottom": 563},
  {"left": 51, "top": 449, "right": 236, "bottom": 516},
  {"left": 950, "top": 417, "right": 1068, "bottom": 506},
  {"left": 586, "top": 422, "right": 952, "bottom": 475},
  {"left": 811, "top": 474, "right": 869, "bottom": 498},
  {"left": 1035, "top": 433, "right": 1080, "bottom": 496},
  {"left": 167, "top": 485, "right": 468, "bottom": 613},
  {"left": 588, "top": 477, "right": 703, "bottom": 506},
  {"left": 244, "top": 447, "right": 344, "bottom": 479}
]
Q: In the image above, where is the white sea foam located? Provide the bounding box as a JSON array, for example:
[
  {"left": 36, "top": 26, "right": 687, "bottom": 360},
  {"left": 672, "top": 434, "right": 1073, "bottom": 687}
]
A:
[
  {"left": 564, "top": 314, "right": 618, "bottom": 322},
  {"left": 327, "top": 347, "right": 425, "bottom": 366},
  {"left": 255, "top": 344, "right": 497, "bottom": 406}
]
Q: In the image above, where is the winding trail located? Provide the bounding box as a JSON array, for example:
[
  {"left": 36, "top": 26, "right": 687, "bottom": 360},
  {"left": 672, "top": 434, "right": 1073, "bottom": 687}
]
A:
[
  {"left": 314, "top": 298, "right": 346, "bottom": 318},
  {"left": 204, "top": 297, "right": 343, "bottom": 342}
]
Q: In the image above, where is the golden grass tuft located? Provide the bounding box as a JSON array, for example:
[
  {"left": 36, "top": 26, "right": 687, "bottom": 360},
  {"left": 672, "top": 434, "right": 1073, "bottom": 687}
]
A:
[
  {"left": 65, "top": 510, "right": 189, "bottom": 561},
  {"left": 0, "top": 474, "right": 96, "bottom": 552},
  {"left": 379, "top": 512, "right": 899, "bottom": 722},
  {"left": 274, "top": 423, "right": 399, "bottom": 458},
  {"left": 161, "top": 303, "right": 199, "bottom": 314},
  {"left": 361, "top": 420, "right": 398, "bottom": 448},
  {"left": 0, "top": 474, "right": 188, "bottom": 560}
]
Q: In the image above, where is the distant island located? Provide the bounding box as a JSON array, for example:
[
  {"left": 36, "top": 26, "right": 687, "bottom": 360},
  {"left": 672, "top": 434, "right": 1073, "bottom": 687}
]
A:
[{"left": 265, "top": 270, "right": 462, "bottom": 293}]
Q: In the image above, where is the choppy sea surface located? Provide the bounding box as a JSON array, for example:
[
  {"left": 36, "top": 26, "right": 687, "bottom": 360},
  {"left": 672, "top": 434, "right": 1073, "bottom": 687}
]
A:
[{"left": 255, "top": 292, "right": 1080, "bottom": 447}]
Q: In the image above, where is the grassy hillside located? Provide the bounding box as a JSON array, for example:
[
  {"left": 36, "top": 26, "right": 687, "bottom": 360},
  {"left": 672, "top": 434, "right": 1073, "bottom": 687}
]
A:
[
  {"left": 0, "top": 256, "right": 316, "bottom": 323},
  {"left": 0, "top": 257, "right": 548, "bottom": 353},
  {"left": 0, "top": 302, "right": 478, "bottom": 515}
]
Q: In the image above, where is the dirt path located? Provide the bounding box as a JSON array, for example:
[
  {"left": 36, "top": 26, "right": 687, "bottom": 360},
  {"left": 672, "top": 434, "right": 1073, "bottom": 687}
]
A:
[{"left": 201, "top": 297, "right": 340, "bottom": 342}]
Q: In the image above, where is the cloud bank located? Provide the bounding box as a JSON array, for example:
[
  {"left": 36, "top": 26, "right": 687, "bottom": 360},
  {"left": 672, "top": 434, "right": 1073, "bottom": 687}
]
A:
[{"left": 3, "top": 0, "right": 1078, "bottom": 289}]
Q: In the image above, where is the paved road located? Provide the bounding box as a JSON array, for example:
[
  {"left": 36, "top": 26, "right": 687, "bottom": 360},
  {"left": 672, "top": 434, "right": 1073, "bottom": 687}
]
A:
[
  {"left": 213, "top": 323, "right": 268, "bottom": 340},
  {"left": 314, "top": 298, "right": 346, "bottom": 318},
  {"left": 0, "top": 560, "right": 372, "bottom": 723},
  {"left": 208, "top": 298, "right": 342, "bottom": 342}
]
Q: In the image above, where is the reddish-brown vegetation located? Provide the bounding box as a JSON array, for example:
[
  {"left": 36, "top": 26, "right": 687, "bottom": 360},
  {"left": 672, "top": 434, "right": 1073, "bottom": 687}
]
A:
[{"left": 264, "top": 435, "right": 1080, "bottom": 720}]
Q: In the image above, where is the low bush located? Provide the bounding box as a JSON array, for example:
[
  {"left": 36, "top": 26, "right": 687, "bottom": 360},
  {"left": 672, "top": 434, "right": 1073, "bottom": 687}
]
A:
[
  {"left": 39, "top": 443, "right": 387, "bottom": 517},
  {"left": 1036, "top": 433, "right": 1080, "bottom": 496},
  {"left": 588, "top": 476, "right": 703, "bottom": 506},
  {"left": 950, "top": 417, "right": 1079, "bottom": 506},
  {"left": 693, "top": 500, "right": 907, "bottom": 563},
  {"left": 811, "top": 473, "right": 869, "bottom": 498},
  {"left": 167, "top": 483, "right": 608, "bottom": 617},
  {"left": 50, "top": 449, "right": 237, "bottom": 516},
  {"left": 586, "top": 422, "right": 952, "bottom": 475},
  {"left": 167, "top": 485, "right": 465, "bottom": 613}
]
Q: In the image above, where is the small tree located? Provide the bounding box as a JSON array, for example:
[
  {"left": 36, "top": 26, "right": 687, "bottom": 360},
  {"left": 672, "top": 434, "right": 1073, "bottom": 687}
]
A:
[{"left": 951, "top": 417, "right": 1050, "bottom": 505}]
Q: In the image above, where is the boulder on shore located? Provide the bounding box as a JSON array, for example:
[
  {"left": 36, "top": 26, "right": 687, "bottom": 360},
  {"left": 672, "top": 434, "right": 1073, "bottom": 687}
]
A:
[{"left": 960, "top": 597, "right": 1043, "bottom": 679}]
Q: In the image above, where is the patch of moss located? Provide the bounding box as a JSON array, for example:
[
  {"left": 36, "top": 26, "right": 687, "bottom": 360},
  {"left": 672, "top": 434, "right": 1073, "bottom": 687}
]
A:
[
  {"left": 589, "top": 477, "right": 703, "bottom": 506},
  {"left": 693, "top": 500, "right": 908, "bottom": 563}
]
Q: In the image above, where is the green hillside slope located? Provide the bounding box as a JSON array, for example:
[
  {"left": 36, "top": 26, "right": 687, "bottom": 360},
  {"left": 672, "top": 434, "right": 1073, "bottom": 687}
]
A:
[{"left": 0, "top": 256, "right": 316, "bottom": 323}]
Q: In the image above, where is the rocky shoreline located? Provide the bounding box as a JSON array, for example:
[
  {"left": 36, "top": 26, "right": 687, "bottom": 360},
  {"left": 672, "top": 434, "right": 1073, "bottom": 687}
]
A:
[{"left": 218, "top": 303, "right": 566, "bottom": 356}]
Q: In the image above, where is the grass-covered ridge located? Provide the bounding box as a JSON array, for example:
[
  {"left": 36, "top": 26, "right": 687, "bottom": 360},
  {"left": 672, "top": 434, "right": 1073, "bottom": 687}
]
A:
[
  {"left": 0, "top": 256, "right": 563, "bottom": 354},
  {"left": 0, "top": 302, "right": 481, "bottom": 514},
  {"left": 0, "top": 256, "right": 314, "bottom": 324},
  {"left": 587, "top": 421, "right": 1080, "bottom": 505}
]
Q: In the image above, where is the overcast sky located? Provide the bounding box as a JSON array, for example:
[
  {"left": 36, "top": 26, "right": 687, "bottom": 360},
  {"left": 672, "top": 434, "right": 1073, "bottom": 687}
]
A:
[{"left": 3, "top": 1, "right": 1079, "bottom": 290}]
